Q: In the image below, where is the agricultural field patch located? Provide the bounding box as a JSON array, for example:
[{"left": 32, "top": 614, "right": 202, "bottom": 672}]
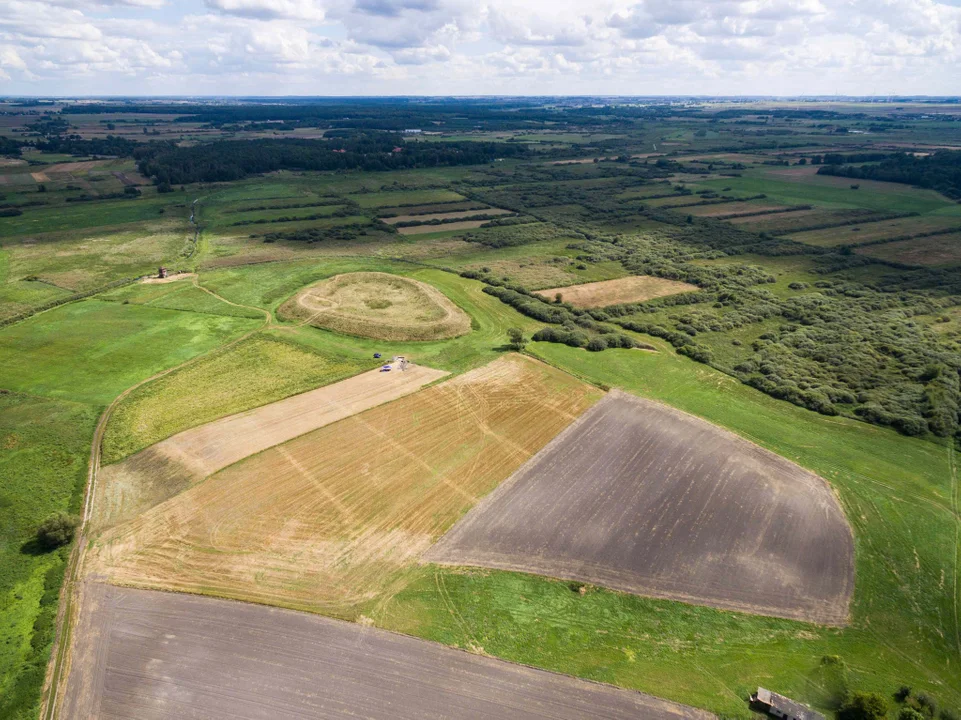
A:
[
  {"left": 347, "top": 189, "right": 466, "bottom": 208},
  {"left": 376, "top": 201, "right": 489, "bottom": 216},
  {"left": 536, "top": 275, "right": 698, "bottom": 308},
  {"left": 0, "top": 220, "right": 188, "bottom": 294},
  {"left": 397, "top": 219, "right": 489, "bottom": 235},
  {"left": 278, "top": 271, "right": 471, "bottom": 341},
  {"left": 103, "top": 334, "right": 372, "bottom": 463},
  {"left": 0, "top": 299, "right": 258, "bottom": 405},
  {"left": 95, "top": 362, "right": 446, "bottom": 528},
  {"left": 89, "top": 355, "right": 602, "bottom": 614},
  {"left": 687, "top": 201, "right": 793, "bottom": 217},
  {"left": 785, "top": 215, "right": 961, "bottom": 246},
  {"left": 855, "top": 232, "right": 961, "bottom": 266},
  {"left": 426, "top": 390, "right": 855, "bottom": 625},
  {"left": 62, "top": 584, "right": 704, "bottom": 720},
  {"left": 383, "top": 208, "right": 512, "bottom": 224},
  {"left": 724, "top": 208, "right": 880, "bottom": 234}
]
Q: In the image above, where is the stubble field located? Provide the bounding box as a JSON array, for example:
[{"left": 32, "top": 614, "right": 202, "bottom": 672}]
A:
[
  {"left": 536, "top": 276, "right": 698, "bottom": 308},
  {"left": 88, "top": 355, "right": 602, "bottom": 616},
  {"left": 426, "top": 390, "right": 855, "bottom": 625},
  {"left": 94, "top": 362, "right": 447, "bottom": 529}
]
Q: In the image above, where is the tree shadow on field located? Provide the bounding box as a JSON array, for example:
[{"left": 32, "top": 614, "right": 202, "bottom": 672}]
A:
[{"left": 20, "top": 536, "right": 51, "bottom": 556}]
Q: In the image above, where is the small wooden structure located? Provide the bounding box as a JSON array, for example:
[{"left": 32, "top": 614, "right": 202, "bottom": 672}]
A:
[
  {"left": 751, "top": 689, "right": 824, "bottom": 720},
  {"left": 158, "top": 267, "right": 168, "bottom": 279}
]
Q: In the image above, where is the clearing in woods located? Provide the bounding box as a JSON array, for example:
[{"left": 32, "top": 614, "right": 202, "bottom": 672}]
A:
[
  {"left": 61, "top": 583, "right": 709, "bottom": 720},
  {"left": 278, "top": 271, "right": 472, "bottom": 341},
  {"left": 94, "top": 362, "right": 448, "bottom": 529},
  {"left": 536, "top": 275, "right": 698, "bottom": 308},
  {"left": 87, "top": 355, "right": 602, "bottom": 615},
  {"left": 426, "top": 390, "right": 855, "bottom": 625}
]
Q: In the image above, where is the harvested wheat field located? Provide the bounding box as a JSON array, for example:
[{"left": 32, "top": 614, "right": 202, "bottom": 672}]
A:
[
  {"left": 537, "top": 276, "right": 698, "bottom": 308},
  {"left": 62, "top": 584, "right": 706, "bottom": 720},
  {"left": 426, "top": 390, "right": 854, "bottom": 625},
  {"left": 89, "top": 355, "right": 602, "bottom": 615},
  {"left": 94, "top": 364, "right": 447, "bottom": 529},
  {"left": 278, "top": 271, "right": 471, "bottom": 341}
]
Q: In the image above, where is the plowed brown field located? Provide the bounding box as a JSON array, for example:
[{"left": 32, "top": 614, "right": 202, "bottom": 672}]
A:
[
  {"left": 62, "top": 583, "right": 709, "bottom": 720},
  {"left": 89, "top": 355, "right": 602, "bottom": 616},
  {"left": 94, "top": 364, "right": 447, "bottom": 529},
  {"left": 536, "top": 276, "right": 698, "bottom": 308},
  {"left": 426, "top": 390, "right": 854, "bottom": 625}
]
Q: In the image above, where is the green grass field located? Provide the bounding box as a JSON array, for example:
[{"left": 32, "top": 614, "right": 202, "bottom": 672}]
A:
[
  {"left": 0, "top": 396, "right": 99, "bottom": 720},
  {"left": 0, "top": 192, "right": 192, "bottom": 238},
  {"left": 696, "top": 169, "right": 959, "bottom": 215},
  {"left": 0, "top": 300, "right": 259, "bottom": 404}
]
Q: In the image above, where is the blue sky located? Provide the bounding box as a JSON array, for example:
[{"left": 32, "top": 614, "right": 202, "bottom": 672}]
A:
[{"left": 1, "top": 0, "right": 959, "bottom": 96}]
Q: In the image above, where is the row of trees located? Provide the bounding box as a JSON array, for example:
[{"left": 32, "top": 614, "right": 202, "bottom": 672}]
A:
[
  {"left": 818, "top": 150, "right": 961, "bottom": 199},
  {"left": 135, "top": 134, "right": 530, "bottom": 185}
]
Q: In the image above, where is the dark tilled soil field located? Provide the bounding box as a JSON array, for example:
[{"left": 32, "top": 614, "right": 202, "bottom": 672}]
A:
[
  {"left": 61, "top": 583, "right": 709, "bottom": 719},
  {"left": 425, "top": 391, "right": 854, "bottom": 625}
]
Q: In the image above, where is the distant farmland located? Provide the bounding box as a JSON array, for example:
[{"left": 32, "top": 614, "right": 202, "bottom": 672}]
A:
[{"left": 426, "top": 391, "right": 854, "bottom": 625}]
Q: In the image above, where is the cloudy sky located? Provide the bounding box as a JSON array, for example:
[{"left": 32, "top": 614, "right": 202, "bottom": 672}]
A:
[{"left": 1, "top": 0, "right": 959, "bottom": 96}]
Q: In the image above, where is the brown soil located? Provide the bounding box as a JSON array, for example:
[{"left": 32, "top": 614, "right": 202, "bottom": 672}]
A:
[
  {"left": 537, "top": 275, "right": 698, "bottom": 308},
  {"left": 61, "top": 583, "right": 710, "bottom": 720},
  {"left": 426, "top": 390, "right": 855, "bottom": 625},
  {"left": 94, "top": 364, "right": 448, "bottom": 529}
]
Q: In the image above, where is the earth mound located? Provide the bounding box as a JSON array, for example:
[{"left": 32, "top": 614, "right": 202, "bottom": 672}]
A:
[{"left": 279, "top": 272, "right": 471, "bottom": 341}]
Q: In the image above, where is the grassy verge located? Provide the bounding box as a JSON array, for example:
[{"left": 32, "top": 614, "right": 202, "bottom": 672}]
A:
[{"left": 0, "top": 394, "right": 98, "bottom": 720}]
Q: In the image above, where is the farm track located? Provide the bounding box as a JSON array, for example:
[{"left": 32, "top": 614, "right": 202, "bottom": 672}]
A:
[{"left": 40, "top": 277, "right": 270, "bottom": 720}]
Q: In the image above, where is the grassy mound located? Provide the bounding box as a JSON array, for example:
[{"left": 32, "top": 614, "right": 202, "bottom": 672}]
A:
[{"left": 278, "top": 271, "right": 471, "bottom": 342}]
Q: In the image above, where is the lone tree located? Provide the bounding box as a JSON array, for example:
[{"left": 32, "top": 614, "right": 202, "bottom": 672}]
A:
[
  {"left": 554, "top": 292, "right": 563, "bottom": 304},
  {"left": 36, "top": 512, "right": 80, "bottom": 551},
  {"left": 840, "top": 692, "right": 889, "bottom": 720},
  {"left": 506, "top": 327, "right": 528, "bottom": 351}
]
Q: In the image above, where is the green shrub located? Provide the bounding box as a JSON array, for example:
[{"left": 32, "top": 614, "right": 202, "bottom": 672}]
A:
[{"left": 36, "top": 512, "right": 80, "bottom": 551}]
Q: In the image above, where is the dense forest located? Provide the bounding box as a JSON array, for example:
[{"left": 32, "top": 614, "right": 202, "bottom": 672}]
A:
[
  {"left": 818, "top": 150, "right": 961, "bottom": 199},
  {"left": 135, "top": 134, "right": 529, "bottom": 185}
]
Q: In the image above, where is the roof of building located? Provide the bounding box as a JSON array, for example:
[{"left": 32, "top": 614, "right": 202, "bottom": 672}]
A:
[{"left": 756, "top": 688, "right": 825, "bottom": 720}]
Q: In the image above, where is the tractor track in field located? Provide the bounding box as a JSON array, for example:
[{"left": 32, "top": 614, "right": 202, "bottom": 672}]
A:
[{"left": 40, "top": 278, "right": 270, "bottom": 720}]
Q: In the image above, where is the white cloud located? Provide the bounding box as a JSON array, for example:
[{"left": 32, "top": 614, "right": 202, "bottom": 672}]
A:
[{"left": 0, "top": 0, "right": 957, "bottom": 94}]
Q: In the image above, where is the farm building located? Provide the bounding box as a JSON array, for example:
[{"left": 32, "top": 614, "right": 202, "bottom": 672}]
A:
[{"left": 751, "top": 688, "right": 824, "bottom": 720}]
